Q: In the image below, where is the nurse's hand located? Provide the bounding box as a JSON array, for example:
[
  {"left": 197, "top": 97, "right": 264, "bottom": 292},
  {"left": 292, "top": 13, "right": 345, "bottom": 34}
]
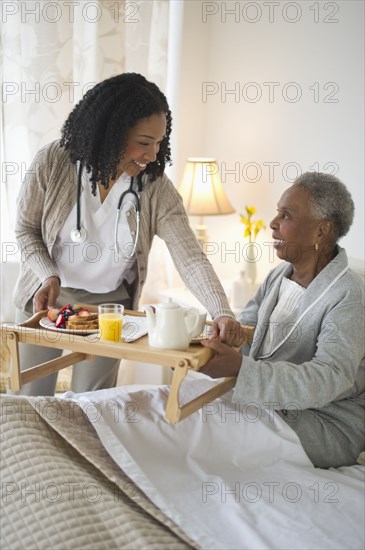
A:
[
  {"left": 211, "top": 316, "right": 246, "bottom": 347},
  {"left": 33, "top": 276, "right": 60, "bottom": 313},
  {"left": 200, "top": 338, "right": 242, "bottom": 378}
]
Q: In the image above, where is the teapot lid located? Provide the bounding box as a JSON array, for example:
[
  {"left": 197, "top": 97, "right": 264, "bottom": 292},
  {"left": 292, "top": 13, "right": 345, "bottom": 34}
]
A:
[{"left": 157, "top": 298, "right": 181, "bottom": 309}]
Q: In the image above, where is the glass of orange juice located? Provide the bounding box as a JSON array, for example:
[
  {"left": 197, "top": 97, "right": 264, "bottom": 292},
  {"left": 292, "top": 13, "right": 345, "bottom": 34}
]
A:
[{"left": 98, "top": 304, "right": 124, "bottom": 342}]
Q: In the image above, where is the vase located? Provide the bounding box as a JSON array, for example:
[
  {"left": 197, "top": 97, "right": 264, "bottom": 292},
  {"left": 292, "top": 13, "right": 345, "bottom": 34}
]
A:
[
  {"left": 231, "top": 271, "right": 250, "bottom": 309},
  {"left": 243, "top": 242, "right": 258, "bottom": 286}
]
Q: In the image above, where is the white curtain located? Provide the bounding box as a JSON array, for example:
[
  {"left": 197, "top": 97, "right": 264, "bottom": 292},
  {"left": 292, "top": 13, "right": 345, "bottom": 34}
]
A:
[
  {"left": 1, "top": 1, "right": 184, "bottom": 386},
  {"left": 1, "top": 0, "right": 173, "bottom": 306}
]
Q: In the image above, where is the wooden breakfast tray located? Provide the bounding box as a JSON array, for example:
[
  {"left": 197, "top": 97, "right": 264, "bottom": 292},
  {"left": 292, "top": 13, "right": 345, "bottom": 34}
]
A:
[{"left": 1, "top": 305, "right": 254, "bottom": 424}]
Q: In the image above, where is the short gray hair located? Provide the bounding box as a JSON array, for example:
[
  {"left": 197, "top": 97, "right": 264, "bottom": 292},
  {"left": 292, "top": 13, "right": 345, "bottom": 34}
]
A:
[{"left": 293, "top": 171, "right": 354, "bottom": 240}]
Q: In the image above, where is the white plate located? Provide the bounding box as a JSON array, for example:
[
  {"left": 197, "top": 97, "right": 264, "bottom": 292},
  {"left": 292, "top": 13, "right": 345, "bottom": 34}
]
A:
[{"left": 39, "top": 317, "right": 99, "bottom": 335}]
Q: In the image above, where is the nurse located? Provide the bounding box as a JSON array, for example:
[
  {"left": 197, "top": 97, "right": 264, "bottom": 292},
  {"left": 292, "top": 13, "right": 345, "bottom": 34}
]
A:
[{"left": 13, "top": 72, "right": 244, "bottom": 396}]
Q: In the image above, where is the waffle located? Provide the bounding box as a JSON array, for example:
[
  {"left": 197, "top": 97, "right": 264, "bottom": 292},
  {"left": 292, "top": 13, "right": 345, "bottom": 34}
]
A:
[{"left": 66, "top": 313, "right": 99, "bottom": 330}]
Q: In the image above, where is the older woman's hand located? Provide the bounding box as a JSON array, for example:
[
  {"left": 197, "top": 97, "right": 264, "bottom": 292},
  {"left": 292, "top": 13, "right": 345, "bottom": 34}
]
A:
[
  {"left": 211, "top": 316, "right": 246, "bottom": 347},
  {"left": 200, "top": 338, "right": 242, "bottom": 378}
]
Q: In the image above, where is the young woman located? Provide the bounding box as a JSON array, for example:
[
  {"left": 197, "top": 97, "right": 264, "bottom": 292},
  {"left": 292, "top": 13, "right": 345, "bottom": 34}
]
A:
[{"left": 14, "top": 72, "right": 243, "bottom": 396}]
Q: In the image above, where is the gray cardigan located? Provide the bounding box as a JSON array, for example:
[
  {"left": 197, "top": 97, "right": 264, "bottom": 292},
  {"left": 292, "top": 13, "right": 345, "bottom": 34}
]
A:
[
  {"left": 13, "top": 140, "right": 233, "bottom": 320},
  {"left": 234, "top": 247, "right": 365, "bottom": 467}
]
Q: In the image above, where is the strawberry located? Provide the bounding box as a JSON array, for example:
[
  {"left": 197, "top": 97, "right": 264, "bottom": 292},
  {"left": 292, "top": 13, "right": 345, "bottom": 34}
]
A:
[
  {"left": 55, "top": 313, "right": 66, "bottom": 329},
  {"left": 59, "top": 303, "right": 72, "bottom": 313},
  {"left": 78, "top": 309, "right": 91, "bottom": 317},
  {"left": 47, "top": 308, "right": 60, "bottom": 322}
]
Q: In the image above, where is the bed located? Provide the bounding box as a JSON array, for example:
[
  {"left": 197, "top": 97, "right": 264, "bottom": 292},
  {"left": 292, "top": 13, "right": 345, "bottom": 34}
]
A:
[
  {"left": 0, "top": 391, "right": 194, "bottom": 550},
  {"left": 1, "top": 380, "right": 364, "bottom": 550}
]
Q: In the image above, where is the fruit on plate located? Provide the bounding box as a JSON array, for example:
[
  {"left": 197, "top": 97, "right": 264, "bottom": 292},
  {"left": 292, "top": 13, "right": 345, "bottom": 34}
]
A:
[
  {"left": 55, "top": 313, "right": 66, "bottom": 328},
  {"left": 46, "top": 304, "right": 98, "bottom": 330},
  {"left": 47, "top": 308, "right": 60, "bottom": 322},
  {"left": 59, "top": 303, "right": 72, "bottom": 313},
  {"left": 51, "top": 304, "right": 78, "bottom": 328},
  {"left": 78, "top": 308, "right": 91, "bottom": 317}
]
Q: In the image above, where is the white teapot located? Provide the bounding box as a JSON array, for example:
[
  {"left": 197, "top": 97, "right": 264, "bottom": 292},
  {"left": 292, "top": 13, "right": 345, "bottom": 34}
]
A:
[{"left": 144, "top": 300, "right": 200, "bottom": 350}]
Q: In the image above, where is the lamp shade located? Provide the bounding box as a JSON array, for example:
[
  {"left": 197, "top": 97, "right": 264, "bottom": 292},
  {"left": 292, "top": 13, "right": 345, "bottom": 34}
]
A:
[{"left": 178, "top": 158, "right": 235, "bottom": 216}]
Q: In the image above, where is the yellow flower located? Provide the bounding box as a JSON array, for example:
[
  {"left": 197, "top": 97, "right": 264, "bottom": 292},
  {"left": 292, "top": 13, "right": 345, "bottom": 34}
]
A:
[
  {"left": 253, "top": 219, "right": 265, "bottom": 239},
  {"left": 244, "top": 227, "right": 251, "bottom": 239},
  {"left": 239, "top": 206, "right": 266, "bottom": 242}
]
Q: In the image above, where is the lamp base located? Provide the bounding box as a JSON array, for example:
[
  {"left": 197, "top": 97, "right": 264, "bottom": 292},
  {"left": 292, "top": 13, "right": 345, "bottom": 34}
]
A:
[{"left": 195, "top": 223, "right": 208, "bottom": 248}]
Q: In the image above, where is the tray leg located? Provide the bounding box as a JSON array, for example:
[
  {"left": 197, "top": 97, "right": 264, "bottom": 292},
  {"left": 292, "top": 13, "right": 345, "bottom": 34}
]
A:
[
  {"left": 165, "top": 369, "right": 237, "bottom": 424},
  {"left": 6, "top": 332, "right": 21, "bottom": 391},
  {"left": 176, "top": 377, "right": 236, "bottom": 422},
  {"left": 5, "top": 327, "right": 93, "bottom": 390},
  {"left": 165, "top": 360, "right": 189, "bottom": 424}
]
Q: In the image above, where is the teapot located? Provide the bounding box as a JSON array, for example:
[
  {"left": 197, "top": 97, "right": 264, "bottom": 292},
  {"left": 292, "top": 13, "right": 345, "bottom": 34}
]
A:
[{"left": 144, "top": 300, "right": 200, "bottom": 350}]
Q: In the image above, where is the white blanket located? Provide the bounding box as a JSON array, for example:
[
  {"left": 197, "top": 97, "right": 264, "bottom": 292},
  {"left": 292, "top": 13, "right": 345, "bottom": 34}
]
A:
[{"left": 64, "top": 382, "right": 365, "bottom": 550}]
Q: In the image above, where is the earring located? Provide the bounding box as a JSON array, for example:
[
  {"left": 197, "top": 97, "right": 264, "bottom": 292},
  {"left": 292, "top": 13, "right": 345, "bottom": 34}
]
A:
[{"left": 315, "top": 242, "right": 319, "bottom": 251}]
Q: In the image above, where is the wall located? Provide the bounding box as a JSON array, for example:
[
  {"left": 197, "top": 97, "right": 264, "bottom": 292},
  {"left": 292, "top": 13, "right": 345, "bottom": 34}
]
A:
[{"left": 174, "top": 0, "right": 364, "bottom": 286}]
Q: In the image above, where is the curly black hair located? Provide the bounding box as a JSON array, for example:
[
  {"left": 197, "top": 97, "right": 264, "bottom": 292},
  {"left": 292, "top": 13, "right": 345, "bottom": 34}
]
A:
[{"left": 60, "top": 73, "right": 172, "bottom": 194}]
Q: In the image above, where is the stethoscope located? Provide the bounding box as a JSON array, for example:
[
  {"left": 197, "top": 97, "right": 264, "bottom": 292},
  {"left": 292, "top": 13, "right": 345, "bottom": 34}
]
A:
[{"left": 70, "top": 162, "right": 142, "bottom": 260}]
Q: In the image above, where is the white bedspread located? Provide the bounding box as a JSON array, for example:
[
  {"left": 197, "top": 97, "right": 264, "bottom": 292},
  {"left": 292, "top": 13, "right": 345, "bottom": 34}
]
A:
[{"left": 64, "top": 381, "right": 365, "bottom": 550}]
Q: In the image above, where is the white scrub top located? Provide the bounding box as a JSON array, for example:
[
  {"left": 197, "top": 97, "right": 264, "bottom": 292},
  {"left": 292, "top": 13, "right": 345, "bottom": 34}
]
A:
[{"left": 52, "top": 171, "right": 137, "bottom": 293}]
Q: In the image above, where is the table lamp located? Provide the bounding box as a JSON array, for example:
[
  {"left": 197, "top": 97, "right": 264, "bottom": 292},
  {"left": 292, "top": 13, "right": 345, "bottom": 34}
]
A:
[{"left": 178, "top": 158, "right": 235, "bottom": 245}]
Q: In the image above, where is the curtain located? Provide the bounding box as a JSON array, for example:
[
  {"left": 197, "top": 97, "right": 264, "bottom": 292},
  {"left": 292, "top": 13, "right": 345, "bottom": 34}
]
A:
[
  {"left": 1, "top": 0, "right": 171, "bottom": 296},
  {"left": 1, "top": 0, "right": 169, "bottom": 241},
  {"left": 1, "top": 0, "right": 180, "bottom": 385}
]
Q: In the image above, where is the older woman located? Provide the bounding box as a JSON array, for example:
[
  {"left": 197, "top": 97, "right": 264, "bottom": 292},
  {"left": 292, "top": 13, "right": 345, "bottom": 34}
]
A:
[{"left": 201, "top": 172, "right": 364, "bottom": 468}]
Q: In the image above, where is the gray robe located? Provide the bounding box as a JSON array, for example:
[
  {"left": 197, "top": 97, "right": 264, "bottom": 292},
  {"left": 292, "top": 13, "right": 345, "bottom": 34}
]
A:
[{"left": 234, "top": 246, "right": 365, "bottom": 468}]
